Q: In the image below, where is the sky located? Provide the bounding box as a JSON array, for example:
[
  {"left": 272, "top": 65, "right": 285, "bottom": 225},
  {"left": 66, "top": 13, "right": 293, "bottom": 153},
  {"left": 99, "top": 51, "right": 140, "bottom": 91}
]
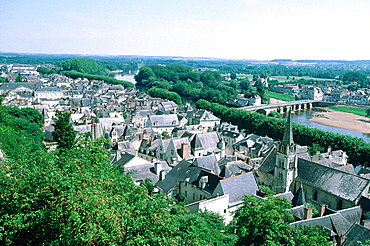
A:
[{"left": 0, "top": 0, "right": 369, "bottom": 60}]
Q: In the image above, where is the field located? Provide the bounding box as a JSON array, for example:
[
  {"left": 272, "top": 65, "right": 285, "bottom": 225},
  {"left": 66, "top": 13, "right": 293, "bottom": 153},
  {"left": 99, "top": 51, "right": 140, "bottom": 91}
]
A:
[
  {"left": 327, "top": 105, "right": 368, "bottom": 117},
  {"left": 265, "top": 90, "right": 295, "bottom": 102}
]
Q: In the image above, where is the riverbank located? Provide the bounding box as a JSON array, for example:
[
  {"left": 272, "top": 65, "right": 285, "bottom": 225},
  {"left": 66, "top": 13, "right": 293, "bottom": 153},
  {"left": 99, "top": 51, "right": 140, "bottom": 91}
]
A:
[{"left": 310, "top": 107, "right": 370, "bottom": 134}]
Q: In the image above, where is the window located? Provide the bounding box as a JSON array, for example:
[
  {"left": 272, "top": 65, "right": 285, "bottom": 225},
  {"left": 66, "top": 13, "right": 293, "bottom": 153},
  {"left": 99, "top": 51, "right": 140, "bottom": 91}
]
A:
[
  {"left": 184, "top": 191, "right": 187, "bottom": 197},
  {"left": 193, "top": 193, "right": 195, "bottom": 200},
  {"left": 337, "top": 200, "right": 343, "bottom": 210},
  {"left": 313, "top": 190, "right": 318, "bottom": 201}
]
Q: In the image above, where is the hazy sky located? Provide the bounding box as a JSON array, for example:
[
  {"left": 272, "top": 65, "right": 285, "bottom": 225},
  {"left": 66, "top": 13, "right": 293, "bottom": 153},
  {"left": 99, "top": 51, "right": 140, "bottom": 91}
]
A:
[{"left": 0, "top": 0, "right": 369, "bottom": 60}]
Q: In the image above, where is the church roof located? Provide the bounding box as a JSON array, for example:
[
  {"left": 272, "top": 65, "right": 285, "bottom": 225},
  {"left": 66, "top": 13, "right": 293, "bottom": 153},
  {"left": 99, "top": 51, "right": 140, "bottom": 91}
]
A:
[{"left": 296, "top": 159, "right": 370, "bottom": 202}]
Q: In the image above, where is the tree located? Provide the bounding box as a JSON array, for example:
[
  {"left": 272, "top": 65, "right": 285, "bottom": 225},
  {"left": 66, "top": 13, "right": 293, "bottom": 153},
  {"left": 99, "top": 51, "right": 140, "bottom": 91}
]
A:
[
  {"left": 134, "top": 66, "right": 156, "bottom": 85},
  {"left": 15, "top": 73, "right": 23, "bottom": 82},
  {"left": 230, "top": 195, "right": 331, "bottom": 245},
  {"left": 366, "top": 107, "right": 370, "bottom": 117},
  {"left": 173, "top": 210, "right": 236, "bottom": 245},
  {"left": 62, "top": 58, "right": 105, "bottom": 75},
  {"left": 52, "top": 110, "right": 76, "bottom": 149}
]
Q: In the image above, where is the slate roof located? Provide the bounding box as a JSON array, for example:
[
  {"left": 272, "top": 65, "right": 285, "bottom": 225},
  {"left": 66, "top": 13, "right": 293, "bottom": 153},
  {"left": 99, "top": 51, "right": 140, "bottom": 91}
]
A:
[
  {"left": 125, "top": 161, "right": 170, "bottom": 184},
  {"left": 296, "top": 159, "right": 370, "bottom": 202},
  {"left": 342, "top": 224, "right": 370, "bottom": 246},
  {"left": 155, "top": 160, "right": 222, "bottom": 194},
  {"left": 218, "top": 172, "right": 258, "bottom": 206},
  {"left": 335, "top": 165, "right": 356, "bottom": 175},
  {"left": 219, "top": 160, "right": 253, "bottom": 178},
  {"left": 193, "top": 155, "right": 220, "bottom": 174},
  {"left": 258, "top": 147, "right": 277, "bottom": 174},
  {"left": 112, "top": 141, "right": 137, "bottom": 153},
  {"left": 35, "top": 86, "right": 62, "bottom": 92},
  {"left": 0, "top": 82, "right": 39, "bottom": 90},
  {"left": 155, "top": 160, "right": 194, "bottom": 192},
  {"left": 148, "top": 114, "right": 178, "bottom": 127},
  {"left": 189, "top": 132, "right": 221, "bottom": 153},
  {"left": 290, "top": 206, "right": 362, "bottom": 237}
]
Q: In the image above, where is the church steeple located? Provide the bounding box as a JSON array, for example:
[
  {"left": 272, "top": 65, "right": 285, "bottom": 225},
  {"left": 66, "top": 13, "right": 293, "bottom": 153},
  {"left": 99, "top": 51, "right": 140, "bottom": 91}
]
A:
[
  {"left": 282, "top": 111, "right": 294, "bottom": 146},
  {"left": 274, "top": 111, "right": 298, "bottom": 193},
  {"left": 279, "top": 111, "right": 296, "bottom": 155}
]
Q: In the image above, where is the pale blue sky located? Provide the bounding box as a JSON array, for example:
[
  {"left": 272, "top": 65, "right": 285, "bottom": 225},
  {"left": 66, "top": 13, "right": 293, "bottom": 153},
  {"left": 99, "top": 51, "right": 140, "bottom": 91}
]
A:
[{"left": 0, "top": 0, "right": 369, "bottom": 60}]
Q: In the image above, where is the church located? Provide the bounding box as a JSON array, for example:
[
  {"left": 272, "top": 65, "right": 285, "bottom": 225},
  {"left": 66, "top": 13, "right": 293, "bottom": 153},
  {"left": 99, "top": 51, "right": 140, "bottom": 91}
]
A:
[{"left": 257, "top": 112, "right": 370, "bottom": 212}]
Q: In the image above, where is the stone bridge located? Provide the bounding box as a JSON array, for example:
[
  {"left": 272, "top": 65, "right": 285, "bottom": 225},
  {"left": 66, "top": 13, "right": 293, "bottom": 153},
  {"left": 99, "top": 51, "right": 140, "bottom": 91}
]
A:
[{"left": 239, "top": 100, "right": 335, "bottom": 115}]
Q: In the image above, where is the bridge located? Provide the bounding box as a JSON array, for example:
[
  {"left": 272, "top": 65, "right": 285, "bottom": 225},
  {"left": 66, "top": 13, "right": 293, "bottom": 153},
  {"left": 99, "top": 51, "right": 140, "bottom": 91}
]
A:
[{"left": 239, "top": 100, "right": 335, "bottom": 115}]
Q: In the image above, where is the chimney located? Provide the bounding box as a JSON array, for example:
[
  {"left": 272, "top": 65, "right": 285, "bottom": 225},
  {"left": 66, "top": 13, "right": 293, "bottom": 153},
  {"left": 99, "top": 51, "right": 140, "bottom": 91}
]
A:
[
  {"left": 116, "top": 151, "right": 121, "bottom": 161},
  {"left": 327, "top": 146, "right": 332, "bottom": 153},
  {"left": 304, "top": 207, "right": 313, "bottom": 220},
  {"left": 199, "top": 176, "right": 208, "bottom": 189},
  {"left": 181, "top": 143, "right": 189, "bottom": 160},
  {"left": 247, "top": 157, "right": 251, "bottom": 164},
  {"left": 338, "top": 234, "right": 346, "bottom": 245},
  {"left": 139, "top": 134, "right": 144, "bottom": 141},
  {"left": 320, "top": 204, "right": 326, "bottom": 217},
  {"left": 154, "top": 160, "right": 162, "bottom": 176}
]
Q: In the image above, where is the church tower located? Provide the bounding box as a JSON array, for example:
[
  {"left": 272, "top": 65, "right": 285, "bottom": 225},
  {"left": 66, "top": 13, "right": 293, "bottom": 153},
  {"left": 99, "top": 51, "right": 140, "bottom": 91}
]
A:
[{"left": 273, "top": 111, "right": 298, "bottom": 193}]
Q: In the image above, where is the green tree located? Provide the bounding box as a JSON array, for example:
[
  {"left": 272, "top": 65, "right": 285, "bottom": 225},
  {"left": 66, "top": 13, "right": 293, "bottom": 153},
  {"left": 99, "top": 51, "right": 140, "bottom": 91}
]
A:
[
  {"left": 173, "top": 210, "right": 236, "bottom": 245},
  {"left": 0, "top": 137, "right": 177, "bottom": 245},
  {"left": 230, "top": 195, "right": 331, "bottom": 246},
  {"left": 366, "top": 107, "right": 370, "bottom": 117},
  {"left": 15, "top": 73, "right": 23, "bottom": 82},
  {"left": 52, "top": 110, "right": 76, "bottom": 150},
  {"left": 62, "top": 58, "right": 105, "bottom": 75},
  {"left": 134, "top": 66, "right": 156, "bottom": 85}
]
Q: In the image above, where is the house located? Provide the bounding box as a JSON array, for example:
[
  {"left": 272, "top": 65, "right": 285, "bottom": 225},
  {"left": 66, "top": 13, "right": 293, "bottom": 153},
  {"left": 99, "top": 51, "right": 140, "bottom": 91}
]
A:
[
  {"left": 145, "top": 114, "right": 179, "bottom": 134},
  {"left": 34, "top": 87, "right": 64, "bottom": 100},
  {"left": 299, "top": 86, "right": 324, "bottom": 100},
  {"left": 124, "top": 160, "right": 171, "bottom": 186},
  {"left": 188, "top": 110, "right": 221, "bottom": 129},
  {"left": 157, "top": 101, "right": 178, "bottom": 114},
  {"left": 189, "top": 132, "right": 225, "bottom": 160}
]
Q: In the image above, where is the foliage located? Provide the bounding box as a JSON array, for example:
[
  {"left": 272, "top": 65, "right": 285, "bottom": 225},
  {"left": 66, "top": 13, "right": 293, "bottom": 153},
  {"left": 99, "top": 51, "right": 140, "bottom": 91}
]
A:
[
  {"left": 0, "top": 77, "right": 9, "bottom": 83},
  {"left": 0, "top": 105, "right": 44, "bottom": 158},
  {"left": 0, "top": 137, "right": 178, "bottom": 245},
  {"left": 173, "top": 210, "right": 237, "bottom": 245},
  {"left": 141, "top": 178, "right": 155, "bottom": 195},
  {"left": 161, "top": 131, "right": 171, "bottom": 138},
  {"left": 229, "top": 196, "right": 331, "bottom": 246},
  {"left": 135, "top": 65, "right": 237, "bottom": 105},
  {"left": 37, "top": 66, "right": 59, "bottom": 75},
  {"left": 367, "top": 107, "right": 370, "bottom": 117},
  {"left": 15, "top": 73, "right": 23, "bottom": 82},
  {"left": 52, "top": 110, "right": 76, "bottom": 150},
  {"left": 148, "top": 87, "right": 182, "bottom": 105},
  {"left": 62, "top": 58, "right": 106, "bottom": 75},
  {"left": 342, "top": 71, "right": 368, "bottom": 84}
]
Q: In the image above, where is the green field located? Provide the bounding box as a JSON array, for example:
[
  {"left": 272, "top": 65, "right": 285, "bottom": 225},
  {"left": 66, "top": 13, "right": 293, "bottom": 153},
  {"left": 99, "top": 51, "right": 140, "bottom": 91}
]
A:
[
  {"left": 265, "top": 90, "right": 295, "bottom": 101},
  {"left": 327, "top": 105, "right": 368, "bottom": 117}
]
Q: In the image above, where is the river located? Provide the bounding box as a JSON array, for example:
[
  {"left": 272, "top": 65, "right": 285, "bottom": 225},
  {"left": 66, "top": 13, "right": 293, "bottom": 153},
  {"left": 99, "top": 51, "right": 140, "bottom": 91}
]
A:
[{"left": 279, "top": 109, "right": 370, "bottom": 143}]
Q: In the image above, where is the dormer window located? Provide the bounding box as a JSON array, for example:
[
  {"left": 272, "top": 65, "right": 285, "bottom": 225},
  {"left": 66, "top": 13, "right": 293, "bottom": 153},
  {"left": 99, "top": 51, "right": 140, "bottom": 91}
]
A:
[
  {"left": 172, "top": 120, "right": 177, "bottom": 125},
  {"left": 154, "top": 121, "right": 159, "bottom": 126}
]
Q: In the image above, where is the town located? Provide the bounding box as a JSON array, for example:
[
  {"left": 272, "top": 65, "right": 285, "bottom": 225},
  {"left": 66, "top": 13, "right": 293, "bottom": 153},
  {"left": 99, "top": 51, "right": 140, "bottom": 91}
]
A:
[{"left": 1, "top": 58, "right": 370, "bottom": 245}]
